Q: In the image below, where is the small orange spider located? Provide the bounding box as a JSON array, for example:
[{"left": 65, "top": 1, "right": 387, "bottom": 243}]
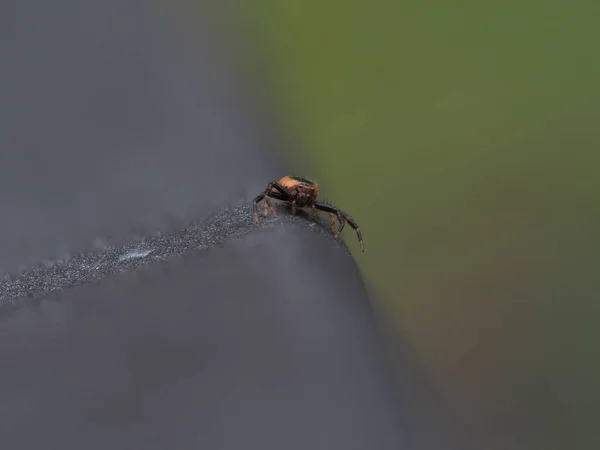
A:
[{"left": 253, "top": 176, "right": 364, "bottom": 252}]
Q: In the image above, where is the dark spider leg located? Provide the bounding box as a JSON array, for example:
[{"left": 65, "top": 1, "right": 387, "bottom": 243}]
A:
[
  {"left": 339, "top": 210, "right": 364, "bottom": 252},
  {"left": 313, "top": 201, "right": 345, "bottom": 238},
  {"left": 253, "top": 182, "right": 292, "bottom": 224},
  {"left": 266, "top": 191, "right": 289, "bottom": 216},
  {"left": 267, "top": 191, "right": 289, "bottom": 201},
  {"left": 314, "top": 202, "right": 364, "bottom": 252},
  {"left": 269, "top": 191, "right": 304, "bottom": 218}
]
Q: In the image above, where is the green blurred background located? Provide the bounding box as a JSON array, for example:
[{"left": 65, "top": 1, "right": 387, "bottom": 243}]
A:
[{"left": 236, "top": 2, "right": 598, "bottom": 449}]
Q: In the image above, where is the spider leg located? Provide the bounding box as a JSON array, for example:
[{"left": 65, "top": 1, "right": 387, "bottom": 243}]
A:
[
  {"left": 265, "top": 191, "right": 290, "bottom": 217},
  {"left": 253, "top": 182, "right": 292, "bottom": 224},
  {"left": 314, "top": 201, "right": 345, "bottom": 237},
  {"left": 339, "top": 210, "right": 364, "bottom": 252},
  {"left": 314, "top": 202, "right": 364, "bottom": 252},
  {"left": 269, "top": 182, "right": 293, "bottom": 198},
  {"left": 328, "top": 213, "right": 337, "bottom": 233},
  {"left": 268, "top": 192, "right": 289, "bottom": 201}
]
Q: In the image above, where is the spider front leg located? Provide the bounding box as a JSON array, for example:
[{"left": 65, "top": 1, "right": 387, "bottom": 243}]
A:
[
  {"left": 314, "top": 201, "right": 345, "bottom": 237},
  {"left": 314, "top": 202, "right": 364, "bottom": 252},
  {"left": 253, "top": 182, "right": 292, "bottom": 225},
  {"left": 339, "top": 210, "right": 364, "bottom": 252}
]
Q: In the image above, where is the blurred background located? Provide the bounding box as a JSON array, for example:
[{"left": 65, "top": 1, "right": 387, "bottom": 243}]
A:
[
  {"left": 3, "top": 1, "right": 597, "bottom": 448},
  {"left": 235, "top": 2, "right": 599, "bottom": 449}
]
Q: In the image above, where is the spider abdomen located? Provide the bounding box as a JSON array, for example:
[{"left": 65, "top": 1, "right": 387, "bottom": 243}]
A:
[{"left": 275, "top": 176, "right": 319, "bottom": 204}]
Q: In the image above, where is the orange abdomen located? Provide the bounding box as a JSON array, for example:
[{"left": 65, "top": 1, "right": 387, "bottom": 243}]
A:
[
  {"left": 278, "top": 176, "right": 298, "bottom": 191},
  {"left": 275, "top": 175, "right": 319, "bottom": 198}
]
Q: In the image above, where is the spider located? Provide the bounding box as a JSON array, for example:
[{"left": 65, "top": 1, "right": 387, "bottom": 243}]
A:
[{"left": 253, "top": 176, "right": 364, "bottom": 252}]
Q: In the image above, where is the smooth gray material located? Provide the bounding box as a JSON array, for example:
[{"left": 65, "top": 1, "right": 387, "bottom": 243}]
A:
[
  {"left": 0, "top": 1, "right": 471, "bottom": 449},
  {"left": 0, "top": 0, "right": 279, "bottom": 275}
]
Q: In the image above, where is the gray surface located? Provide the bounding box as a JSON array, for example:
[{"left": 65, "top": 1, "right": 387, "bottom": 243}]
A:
[
  {"left": 1, "top": 224, "right": 409, "bottom": 450},
  {"left": 0, "top": 0, "right": 280, "bottom": 275},
  {"left": 2, "top": 204, "right": 339, "bottom": 308},
  {"left": 0, "top": 1, "right": 472, "bottom": 449}
]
